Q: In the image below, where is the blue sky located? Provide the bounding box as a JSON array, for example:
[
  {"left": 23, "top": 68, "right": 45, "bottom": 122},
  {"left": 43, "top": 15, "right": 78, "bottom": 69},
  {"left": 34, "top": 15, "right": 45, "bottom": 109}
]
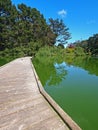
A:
[{"left": 12, "top": 0, "right": 98, "bottom": 43}]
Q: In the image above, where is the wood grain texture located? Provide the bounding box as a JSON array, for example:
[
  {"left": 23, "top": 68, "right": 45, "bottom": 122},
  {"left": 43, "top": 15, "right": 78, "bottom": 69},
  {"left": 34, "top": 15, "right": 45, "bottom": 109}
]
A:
[{"left": 0, "top": 57, "right": 70, "bottom": 130}]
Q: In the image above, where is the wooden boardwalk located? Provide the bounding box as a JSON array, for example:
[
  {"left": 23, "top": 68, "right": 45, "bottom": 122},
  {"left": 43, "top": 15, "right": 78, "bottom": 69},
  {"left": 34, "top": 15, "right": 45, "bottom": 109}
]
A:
[{"left": 0, "top": 57, "right": 81, "bottom": 130}]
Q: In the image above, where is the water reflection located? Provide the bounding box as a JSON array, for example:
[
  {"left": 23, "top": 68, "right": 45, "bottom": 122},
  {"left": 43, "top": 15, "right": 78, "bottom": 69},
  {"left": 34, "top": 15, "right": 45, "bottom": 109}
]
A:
[
  {"left": 46, "top": 62, "right": 68, "bottom": 86},
  {"left": 64, "top": 57, "right": 98, "bottom": 76},
  {"left": 34, "top": 57, "right": 98, "bottom": 86},
  {"left": 48, "top": 57, "right": 98, "bottom": 86},
  {"left": 33, "top": 56, "right": 98, "bottom": 130}
]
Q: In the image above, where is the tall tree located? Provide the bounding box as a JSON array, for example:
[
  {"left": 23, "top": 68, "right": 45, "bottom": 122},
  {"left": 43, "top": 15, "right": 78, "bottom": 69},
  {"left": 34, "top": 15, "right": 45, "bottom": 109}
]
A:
[
  {"left": 49, "top": 18, "right": 71, "bottom": 45},
  {"left": 0, "top": 0, "right": 18, "bottom": 50},
  {"left": 17, "top": 4, "right": 55, "bottom": 46}
]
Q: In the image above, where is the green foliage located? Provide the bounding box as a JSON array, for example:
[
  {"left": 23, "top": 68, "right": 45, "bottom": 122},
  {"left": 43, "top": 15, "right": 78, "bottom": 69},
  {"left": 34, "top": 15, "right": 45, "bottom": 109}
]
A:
[
  {"left": 88, "top": 34, "right": 98, "bottom": 55},
  {"left": 0, "top": 57, "right": 12, "bottom": 66},
  {"left": 0, "top": 41, "right": 42, "bottom": 58},
  {"left": 0, "top": 0, "right": 54, "bottom": 54},
  {"left": 74, "top": 34, "right": 98, "bottom": 56},
  {"left": 0, "top": 0, "right": 71, "bottom": 58},
  {"left": 74, "top": 47, "right": 85, "bottom": 56},
  {"left": 49, "top": 18, "right": 71, "bottom": 45},
  {"left": 34, "top": 46, "right": 59, "bottom": 64},
  {"left": 66, "top": 47, "right": 75, "bottom": 54},
  {"left": 33, "top": 46, "right": 86, "bottom": 66}
]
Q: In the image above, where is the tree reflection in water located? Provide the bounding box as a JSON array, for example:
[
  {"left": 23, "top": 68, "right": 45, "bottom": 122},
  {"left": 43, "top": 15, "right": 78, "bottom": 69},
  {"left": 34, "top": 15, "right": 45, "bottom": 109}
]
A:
[{"left": 46, "top": 62, "right": 68, "bottom": 86}]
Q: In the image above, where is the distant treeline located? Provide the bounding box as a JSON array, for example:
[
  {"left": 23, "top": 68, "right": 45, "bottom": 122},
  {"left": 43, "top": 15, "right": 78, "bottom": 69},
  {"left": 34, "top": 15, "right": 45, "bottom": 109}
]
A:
[{"left": 73, "top": 34, "right": 98, "bottom": 56}]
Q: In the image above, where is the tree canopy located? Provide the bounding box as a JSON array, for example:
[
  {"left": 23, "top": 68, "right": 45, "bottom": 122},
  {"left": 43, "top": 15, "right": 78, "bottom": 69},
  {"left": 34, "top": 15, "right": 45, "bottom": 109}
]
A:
[
  {"left": 0, "top": 0, "right": 71, "bottom": 57},
  {"left": 49, "top": 18, "right": 71, "bottom": 45}
]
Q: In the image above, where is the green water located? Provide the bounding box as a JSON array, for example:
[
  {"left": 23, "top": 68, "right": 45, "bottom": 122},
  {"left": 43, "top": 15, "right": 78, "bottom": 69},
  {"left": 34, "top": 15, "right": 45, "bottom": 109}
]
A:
[{"left": 33, "top": 57, "right": 98, "bottom": 130}]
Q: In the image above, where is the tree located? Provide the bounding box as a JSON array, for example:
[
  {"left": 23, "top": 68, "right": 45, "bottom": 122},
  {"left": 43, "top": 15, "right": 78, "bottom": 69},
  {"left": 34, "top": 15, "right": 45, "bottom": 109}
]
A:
[
  {"left": 0, "top": 1, "right": 55, "bottom": 52},
  {"left": 17, "top": 4, "right": 55, "bottom": 47},
  {"left": 0, "top": 0, "right": 20, "bottom": 50},
  {"left": 0, "top": 0, "right": 71, "bottom": 57},
  {"left": 74, "top": 34, "right": 98, "bottom": 55},
  {"left": 0, "top": 0, "right": 17, "bottom": 50},
  {"left": 88, "top": 34, "right": 98, "bottom": 55},
  {"left": 49, "top": 18, "right": 71, "bottom": 45}
]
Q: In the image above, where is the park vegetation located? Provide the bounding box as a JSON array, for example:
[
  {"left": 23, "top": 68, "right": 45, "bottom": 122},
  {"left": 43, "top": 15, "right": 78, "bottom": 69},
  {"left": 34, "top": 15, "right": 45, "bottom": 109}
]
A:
[
  {"left": 0, "top": 0, "right": 98, "bottom": 64},
  {"left": 0, "top": 0, "right": 71, "bottom": 59},
  {"left": 74, "top": 34, "right": 98, "bottom": 56}
]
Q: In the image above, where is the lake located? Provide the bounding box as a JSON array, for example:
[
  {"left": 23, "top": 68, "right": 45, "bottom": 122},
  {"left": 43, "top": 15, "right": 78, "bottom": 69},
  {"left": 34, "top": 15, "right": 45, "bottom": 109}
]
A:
[{"left": 33, "top": 57, "right": 98, "bottom": 130}]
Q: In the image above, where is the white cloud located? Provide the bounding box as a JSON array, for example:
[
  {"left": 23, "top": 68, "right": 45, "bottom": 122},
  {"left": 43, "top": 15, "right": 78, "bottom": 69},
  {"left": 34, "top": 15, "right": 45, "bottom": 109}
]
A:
[{"left": 58, "top": 9, "right": 67, "bottom": 18}]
